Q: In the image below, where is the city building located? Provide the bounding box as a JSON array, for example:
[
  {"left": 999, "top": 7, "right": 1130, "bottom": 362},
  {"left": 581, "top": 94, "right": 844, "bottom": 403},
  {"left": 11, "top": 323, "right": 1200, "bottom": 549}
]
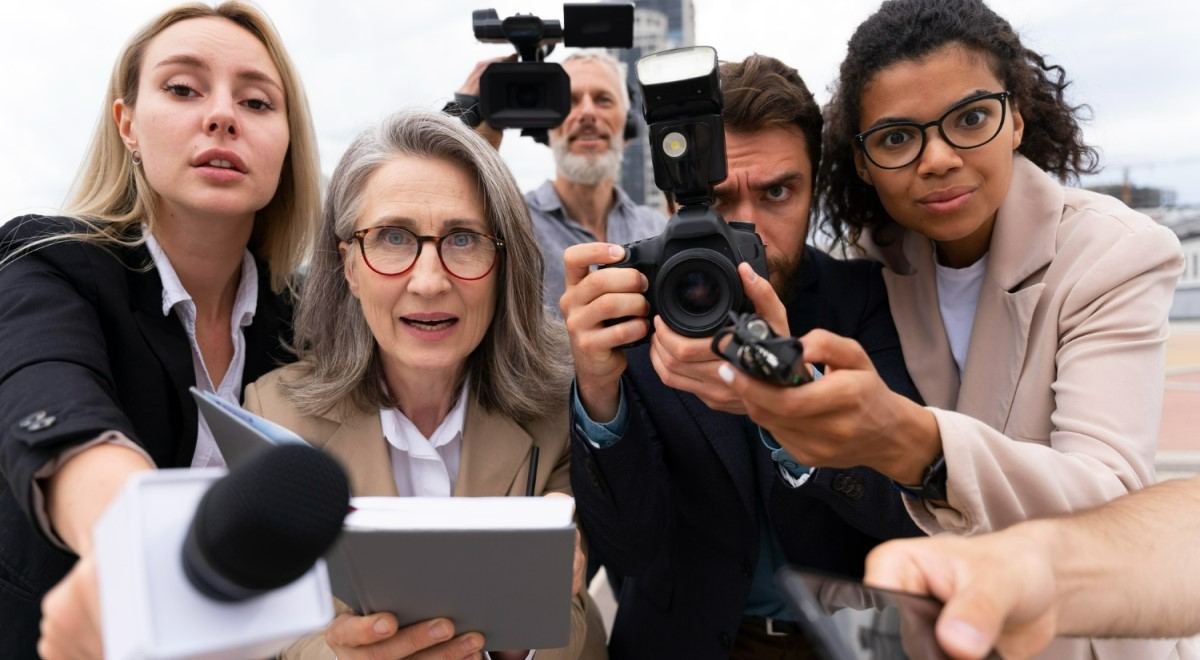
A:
[
  {"left": 1088, "top": 183, "right": 1177, "bottom": 210},
  {"left": 614, "top": 0, "right": 696, "bottom": 215}
]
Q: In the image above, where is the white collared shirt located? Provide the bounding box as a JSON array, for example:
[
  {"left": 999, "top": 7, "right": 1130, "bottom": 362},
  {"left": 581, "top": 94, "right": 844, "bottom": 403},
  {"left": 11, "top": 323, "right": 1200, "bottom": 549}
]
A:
[
  {"left": 379, "top": 380, "right": 470, "bottom": 497},
  {"left": 378, "top": 385, "right": 537, "bottom": 659},
  {"left": 144, "top": 231, "right": 258, "bottom": 468}
]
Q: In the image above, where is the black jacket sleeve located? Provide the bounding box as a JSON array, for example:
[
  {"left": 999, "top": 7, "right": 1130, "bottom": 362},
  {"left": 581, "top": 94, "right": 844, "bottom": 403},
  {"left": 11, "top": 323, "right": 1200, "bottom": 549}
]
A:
[
  {"left": 569, "top": 373, "right": 674, "bottom": 580},
  {"left": 0, "top": 219, "right": 145, "bottom": 528}
]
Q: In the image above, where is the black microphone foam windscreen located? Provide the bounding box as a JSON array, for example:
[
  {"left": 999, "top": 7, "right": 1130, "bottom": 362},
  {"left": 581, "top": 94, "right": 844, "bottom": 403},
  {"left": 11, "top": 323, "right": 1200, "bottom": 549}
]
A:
[{"left": 183, "top": 444, "right": 351, "bottom": 601}]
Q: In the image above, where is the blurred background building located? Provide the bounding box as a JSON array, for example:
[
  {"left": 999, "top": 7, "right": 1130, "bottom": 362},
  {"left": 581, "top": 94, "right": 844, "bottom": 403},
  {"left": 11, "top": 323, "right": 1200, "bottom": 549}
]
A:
[
  {"left": 613, "top": 0, "right": 696, "bottom": 216},
  {"left": 1086, "top": 177, "right": 1200, "bottom": 319}
]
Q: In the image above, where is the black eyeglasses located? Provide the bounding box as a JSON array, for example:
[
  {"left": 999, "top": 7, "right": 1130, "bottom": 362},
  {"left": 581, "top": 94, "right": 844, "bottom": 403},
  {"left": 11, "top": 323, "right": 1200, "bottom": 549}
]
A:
[
  {"left": 347, "top": 226, "right": 505, "bottom": 280},
  {"left": 855, "top": 91, "right": 1012, "bottom": 170}
]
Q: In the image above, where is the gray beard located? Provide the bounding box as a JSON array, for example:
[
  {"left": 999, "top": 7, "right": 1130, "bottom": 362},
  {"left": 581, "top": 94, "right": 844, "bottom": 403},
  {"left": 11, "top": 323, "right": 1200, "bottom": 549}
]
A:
[{"left": 551, "top": 133, "right": 623, "bottom": 186}]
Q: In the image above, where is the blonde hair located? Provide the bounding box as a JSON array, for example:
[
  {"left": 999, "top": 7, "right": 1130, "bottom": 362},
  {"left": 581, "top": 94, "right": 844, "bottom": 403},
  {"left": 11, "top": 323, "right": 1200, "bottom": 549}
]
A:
[
  {"left": 44, "top": 1, "right": 319, "bottom": 291},
  {"left": 285, "top": 110, "right": 572, "bottom": 422}
]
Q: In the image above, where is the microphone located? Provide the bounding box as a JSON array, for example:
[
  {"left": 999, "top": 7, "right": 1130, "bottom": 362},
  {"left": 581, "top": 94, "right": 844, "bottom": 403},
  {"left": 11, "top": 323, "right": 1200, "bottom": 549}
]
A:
[
  {"left": 94, "top": 444, "right": 350, "bottom": 660},
  {"left": 182, "top": 443, "right": 349, "bottom": 601}
]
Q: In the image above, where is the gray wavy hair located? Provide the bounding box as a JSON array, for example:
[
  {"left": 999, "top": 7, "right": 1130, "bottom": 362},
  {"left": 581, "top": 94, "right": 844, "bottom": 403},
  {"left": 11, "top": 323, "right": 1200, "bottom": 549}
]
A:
[
  {"left": 285, "top": 109, "right": 572, "bottom": 422},
  {"left": 563, "top": 50, "right": 630, "bottom": 111}
]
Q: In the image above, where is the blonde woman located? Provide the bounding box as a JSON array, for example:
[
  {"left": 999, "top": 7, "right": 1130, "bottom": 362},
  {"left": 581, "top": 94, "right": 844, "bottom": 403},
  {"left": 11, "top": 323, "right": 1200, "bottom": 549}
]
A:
[{"left": 0, "top": 3, "right": 320, "bottom": 657}]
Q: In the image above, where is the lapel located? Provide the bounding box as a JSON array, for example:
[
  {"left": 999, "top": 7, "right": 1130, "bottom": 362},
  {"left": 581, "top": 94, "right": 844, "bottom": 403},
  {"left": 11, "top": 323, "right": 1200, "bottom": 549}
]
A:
[
  {"left": 869, "top": 157, "right": 1059, "bottom": 417},
  {"left": 456, "top": 397, "right": 534, "bottom": 497},
  {"left": 679, "top": 381, "right": 757, "bottom": 517},
  {"left": 955, "top": 157, "right": 1058, "bottom": 427},
  {"left": 318, "top": 406, "right": 399, "bottom": 497},
  {"left": 126, "top": 247, "right": 198, "bottom": 466},
  {"left": 875, "top": 229, "right": 960, "bottom": 409}
]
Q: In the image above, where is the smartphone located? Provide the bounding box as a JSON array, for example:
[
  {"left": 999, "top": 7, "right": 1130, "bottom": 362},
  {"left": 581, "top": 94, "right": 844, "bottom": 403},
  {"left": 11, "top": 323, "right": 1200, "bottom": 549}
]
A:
[{"left": 776, "top": 567, "right": 1000, "bottom": 660}]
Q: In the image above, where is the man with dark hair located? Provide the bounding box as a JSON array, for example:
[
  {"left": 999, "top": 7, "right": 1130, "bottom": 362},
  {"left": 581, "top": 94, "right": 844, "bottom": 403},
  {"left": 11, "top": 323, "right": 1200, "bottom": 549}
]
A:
[{"left": 563, "top": 54, "right": 924, "bottom": 658}]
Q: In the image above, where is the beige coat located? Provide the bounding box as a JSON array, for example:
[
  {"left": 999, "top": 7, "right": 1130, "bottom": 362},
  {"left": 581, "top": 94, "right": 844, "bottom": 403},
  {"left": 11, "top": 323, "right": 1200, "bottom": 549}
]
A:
[
  {"left": 244, "top": 364, "right": 607, "bottom": 660},
  {"left": 871, "top": 156, "right": 1192, "bottom": 659}
]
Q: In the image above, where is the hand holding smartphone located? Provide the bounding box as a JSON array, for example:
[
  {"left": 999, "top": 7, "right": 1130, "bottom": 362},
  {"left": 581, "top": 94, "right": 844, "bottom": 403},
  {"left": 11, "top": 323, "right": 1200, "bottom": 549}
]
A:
[
  {"left": 712, "top": 312, "right": 813, "bottom": 387},
  {"left": 777, "top": 567, "right": 1001, "bottom": 660}
]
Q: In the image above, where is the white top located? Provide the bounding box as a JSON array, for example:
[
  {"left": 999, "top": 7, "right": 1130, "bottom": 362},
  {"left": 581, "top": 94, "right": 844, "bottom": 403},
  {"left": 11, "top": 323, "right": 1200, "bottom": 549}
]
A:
[
  {"left": 935, "top": 253, "right": 988, "bottom": 376},
  {"left": 145, "top": 231, "right": 259, "bottom": 468},
  {"left": 377, "top": 385, "right": 538, "bottom": 659},
  {"left": 379, "top": 380, "right": 470, "bottom": 497},
  {"left": 344, "top": 496, "right": 574, "bottom": 531}
]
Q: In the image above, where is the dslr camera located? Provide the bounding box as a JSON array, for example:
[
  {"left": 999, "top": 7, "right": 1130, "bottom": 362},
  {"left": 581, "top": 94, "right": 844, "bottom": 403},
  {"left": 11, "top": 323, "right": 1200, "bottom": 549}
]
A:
[
  {"left": 604, "top": 46, "right": 768, "bottom": 340},
  {"left": 472, "top": 3, "right": 633, "bottom": 143}
]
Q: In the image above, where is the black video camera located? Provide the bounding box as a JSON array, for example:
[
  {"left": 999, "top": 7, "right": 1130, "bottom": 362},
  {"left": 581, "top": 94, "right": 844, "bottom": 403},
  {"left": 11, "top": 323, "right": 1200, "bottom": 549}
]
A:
[
  {"left": 603, "top": 46, "right": 769, "bottom": 341},
  {"left": 472, "top": 3, "right": 633, "bottom": 144}
]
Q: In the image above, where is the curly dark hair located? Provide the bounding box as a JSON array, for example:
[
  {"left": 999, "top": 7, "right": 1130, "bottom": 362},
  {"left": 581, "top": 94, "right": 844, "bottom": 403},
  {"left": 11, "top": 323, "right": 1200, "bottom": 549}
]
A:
[
  {"left": 720, "top": 54, "right": 823, "bottom": 189},
  {"left": 818, "top": 0, "right": 1100, "bottom": 248}
]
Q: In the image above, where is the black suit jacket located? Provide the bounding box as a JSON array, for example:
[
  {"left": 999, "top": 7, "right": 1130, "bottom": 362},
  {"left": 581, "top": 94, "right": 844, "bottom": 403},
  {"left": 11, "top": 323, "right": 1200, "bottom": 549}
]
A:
[
  {"left": 0, "top": 216, "right": 294, "bottom": 657},
  {"left": 571, "top": 246, "right": 925, "bottom": 659}
]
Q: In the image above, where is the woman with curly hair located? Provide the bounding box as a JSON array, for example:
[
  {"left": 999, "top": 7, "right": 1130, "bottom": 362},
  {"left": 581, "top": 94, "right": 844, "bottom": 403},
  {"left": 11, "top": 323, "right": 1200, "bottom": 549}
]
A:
[{"left": 720, "top": 2, "right": 1184, "bottom": 654}]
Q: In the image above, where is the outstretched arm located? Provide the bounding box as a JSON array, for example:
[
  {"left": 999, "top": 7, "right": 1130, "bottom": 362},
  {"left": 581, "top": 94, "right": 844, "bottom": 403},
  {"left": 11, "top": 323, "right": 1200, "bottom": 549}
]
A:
[{"left": 864, "top": 475, "right": 1200, "bottom": 659}]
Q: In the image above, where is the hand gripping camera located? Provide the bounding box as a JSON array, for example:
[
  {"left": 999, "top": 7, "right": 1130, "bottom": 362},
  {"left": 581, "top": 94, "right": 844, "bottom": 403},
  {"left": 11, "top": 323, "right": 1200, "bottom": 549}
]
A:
[{"left": 604, "top": 46, "right": 768, "bottom": 340}]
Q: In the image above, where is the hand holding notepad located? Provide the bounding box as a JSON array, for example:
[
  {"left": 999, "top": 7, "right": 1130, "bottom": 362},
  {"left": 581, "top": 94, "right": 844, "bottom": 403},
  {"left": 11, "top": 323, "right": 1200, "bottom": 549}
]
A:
[
  {"left": 331, "top": 496, "right": 576, "bottom": 651},
  {"left": 192, "top": 388, "right": 577, "bottom": 651}
]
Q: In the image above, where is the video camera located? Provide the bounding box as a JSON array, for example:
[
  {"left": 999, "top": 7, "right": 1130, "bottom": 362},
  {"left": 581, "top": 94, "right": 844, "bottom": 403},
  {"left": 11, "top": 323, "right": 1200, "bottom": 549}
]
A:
[
  {"left": 472, "top": 3, "right": 633, "bottom": 143},
  {"left": 604, "top": 46, "right": 769, "bottom": 341}
]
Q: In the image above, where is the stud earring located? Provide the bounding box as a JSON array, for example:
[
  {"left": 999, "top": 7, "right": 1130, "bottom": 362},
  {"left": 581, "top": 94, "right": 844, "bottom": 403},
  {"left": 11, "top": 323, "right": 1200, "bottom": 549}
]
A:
[{"left": 131, "top": 150, "right": 142, "bottom": 166}]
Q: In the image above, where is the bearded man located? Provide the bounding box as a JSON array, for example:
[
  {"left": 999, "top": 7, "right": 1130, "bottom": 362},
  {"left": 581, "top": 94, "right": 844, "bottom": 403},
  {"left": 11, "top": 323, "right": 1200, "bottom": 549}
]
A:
[{"left": 453, "top": 51, "right": 665, "bottom": 311}]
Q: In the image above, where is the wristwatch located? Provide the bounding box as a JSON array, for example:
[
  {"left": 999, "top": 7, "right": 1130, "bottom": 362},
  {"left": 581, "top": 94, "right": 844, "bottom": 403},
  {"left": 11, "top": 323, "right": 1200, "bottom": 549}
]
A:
[
  {"left": 895, "top": 454, "right": 948, "bottom": 501},
  {"left": 442, "top": 92, "right": 483, "bottom": 128}
]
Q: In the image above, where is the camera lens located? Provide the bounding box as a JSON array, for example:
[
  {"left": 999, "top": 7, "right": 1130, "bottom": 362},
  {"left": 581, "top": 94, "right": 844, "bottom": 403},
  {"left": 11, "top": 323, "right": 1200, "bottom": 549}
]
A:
[
  {"left": 675, "top": 270, "right": 721, "bottom": 314},
  {"left": 479, "top": 62, "right": 570, "bottom": 129},
  {"left": 510, "top": 83, "right": 541, "bottom": 109},
  {"left": 656, "top": 248, "right": 743, "bottom": 337}
]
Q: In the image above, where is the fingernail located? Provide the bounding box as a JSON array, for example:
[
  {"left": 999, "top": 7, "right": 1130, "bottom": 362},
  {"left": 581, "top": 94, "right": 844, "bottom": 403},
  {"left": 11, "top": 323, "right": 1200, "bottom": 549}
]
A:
[
  {"left": 608, "top": 244, "right": 623, "bottom": 259},
  {"left": 462, "top": 634, "right": 484, "bottom": 652},
  {"left": 943, "top": 619, "right": 989, "bottom": 655},
  {"left": 641, "top": 274, "right": 649, "bottom": 291},
  {"left": 718, "top": 363, "right": 735, "bottom": 384},
  {"left": 428, "top": 620, "right": 451, "bottom": 640},
  {"left": 373, "top": 618, "right": 392, "bottom": 635},
  {"left": 746, "top": 265, "right": 758, "bottom": 283}
]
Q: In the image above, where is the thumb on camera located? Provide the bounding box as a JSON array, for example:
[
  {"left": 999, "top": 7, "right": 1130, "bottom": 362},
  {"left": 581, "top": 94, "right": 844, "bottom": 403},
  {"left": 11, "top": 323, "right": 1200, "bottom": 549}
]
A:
[{"left": 739, "top": 263, "right": 789, "bottom": 336}]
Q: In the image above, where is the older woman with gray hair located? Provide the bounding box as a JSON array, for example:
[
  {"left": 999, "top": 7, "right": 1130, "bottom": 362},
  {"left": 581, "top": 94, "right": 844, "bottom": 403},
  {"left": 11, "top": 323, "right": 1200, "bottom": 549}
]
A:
[{"left": 244, "top": 110, "right": 606, "bottom": 660}]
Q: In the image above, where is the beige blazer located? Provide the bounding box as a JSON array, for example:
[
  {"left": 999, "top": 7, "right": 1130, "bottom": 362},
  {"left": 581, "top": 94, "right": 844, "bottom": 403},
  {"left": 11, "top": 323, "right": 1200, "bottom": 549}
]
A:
[
  {"left": 243, "top": 364, "right": 607, "bottom": 660},
  {"left": 869, "top": 156, "right": 1192, "bottom": 660}
]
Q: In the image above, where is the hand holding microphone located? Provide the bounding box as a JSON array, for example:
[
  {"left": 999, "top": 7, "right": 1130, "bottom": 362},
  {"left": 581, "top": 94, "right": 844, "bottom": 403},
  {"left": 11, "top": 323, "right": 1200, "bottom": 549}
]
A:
[
  {"left": 181, "top": 443, "right": 349, "bottom": 603},
  {"left": 42, "top": 444, "right": 350, "bottom": 660}
]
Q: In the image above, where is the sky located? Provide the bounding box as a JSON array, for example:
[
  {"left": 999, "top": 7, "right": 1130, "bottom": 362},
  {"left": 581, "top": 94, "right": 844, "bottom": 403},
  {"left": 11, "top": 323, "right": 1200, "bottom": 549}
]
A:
[{"left": 1, "top": 0, "right": 1198, "bottom": 224}]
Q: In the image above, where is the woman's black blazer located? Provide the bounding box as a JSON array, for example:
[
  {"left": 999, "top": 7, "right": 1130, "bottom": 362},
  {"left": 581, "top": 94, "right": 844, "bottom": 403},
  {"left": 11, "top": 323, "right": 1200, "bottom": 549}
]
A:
[{"left": 0, "top": 215, "right": 295, "bottom": 657}]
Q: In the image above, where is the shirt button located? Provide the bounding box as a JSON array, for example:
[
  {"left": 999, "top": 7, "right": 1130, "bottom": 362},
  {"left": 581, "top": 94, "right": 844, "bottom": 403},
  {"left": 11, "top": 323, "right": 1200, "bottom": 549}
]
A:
[{"left": 833, "top": 474, "right": 865, "bottom": 500}]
